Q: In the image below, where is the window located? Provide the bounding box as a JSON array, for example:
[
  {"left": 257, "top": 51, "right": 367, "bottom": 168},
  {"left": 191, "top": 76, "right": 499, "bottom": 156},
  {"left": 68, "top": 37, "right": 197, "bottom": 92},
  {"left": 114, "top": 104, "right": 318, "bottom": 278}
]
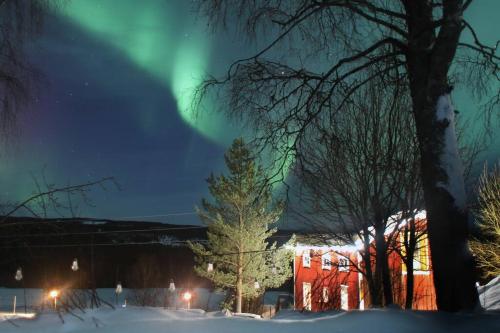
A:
[
  {"left": 401, "top": 234, "right": 430, "bottom": 273},
  {"left": 340, "top": 285, "right": 349, "bottom": 310},
  {"left": 338, "top": 255, "right": 349, "bottom": 272},
  {"left": 303, "top": 282, "right": 312, "bottom": 310},
  {"left": 322, "top": 287, "right": 329, "bottom": 303},
  {"left": 302, "top": 250, "right": 311, "bottom": 268},
  {"left": 322, "top": 252, "right": 332, "bottom": 270},
  {"left": 413, "top": 236, "right": 429, "bottom": 271}
]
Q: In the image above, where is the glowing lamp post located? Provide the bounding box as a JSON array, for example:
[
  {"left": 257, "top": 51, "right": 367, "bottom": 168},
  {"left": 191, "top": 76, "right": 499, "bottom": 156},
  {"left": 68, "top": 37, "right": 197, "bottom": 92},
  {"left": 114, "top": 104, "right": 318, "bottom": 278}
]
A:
[
  {"left": 182, "top": 291, "right": 192, "bottom": 310},
  {"left": 49, "top": 290, "right": 59, "bottom": 310},
  {"left": 71, "top": 259, "right": 79, "bottom": 272},
  {"left": 14, "top": 267, "right": 27, "bottom": 313},
  {"left": 115, "top": 282, "right": 123, "bottom": 305}
]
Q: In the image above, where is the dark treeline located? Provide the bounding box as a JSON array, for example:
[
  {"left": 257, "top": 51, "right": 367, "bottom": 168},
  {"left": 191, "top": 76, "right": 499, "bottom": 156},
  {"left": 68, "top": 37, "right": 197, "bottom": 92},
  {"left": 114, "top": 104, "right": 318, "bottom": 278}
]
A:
[
  {"left": 0, "top": 217, "right": 207, "bottom": 289},
  {"left": 0, "top": 217, "right": 295, "bottom": 291}
]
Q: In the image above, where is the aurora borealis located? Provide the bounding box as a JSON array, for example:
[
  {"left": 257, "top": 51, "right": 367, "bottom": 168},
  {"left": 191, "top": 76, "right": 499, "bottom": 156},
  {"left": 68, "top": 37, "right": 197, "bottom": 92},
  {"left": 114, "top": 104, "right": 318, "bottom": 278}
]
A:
[{"left": 0, "top": 0, "right": 498, "bottom": 225}]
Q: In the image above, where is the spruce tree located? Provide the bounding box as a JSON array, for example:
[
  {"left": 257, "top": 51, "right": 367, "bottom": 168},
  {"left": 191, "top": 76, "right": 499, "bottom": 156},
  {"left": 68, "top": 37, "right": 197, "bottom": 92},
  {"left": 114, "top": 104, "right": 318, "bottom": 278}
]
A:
[{"left": 189, "top": 138, "right": 292, "bottom": 313}]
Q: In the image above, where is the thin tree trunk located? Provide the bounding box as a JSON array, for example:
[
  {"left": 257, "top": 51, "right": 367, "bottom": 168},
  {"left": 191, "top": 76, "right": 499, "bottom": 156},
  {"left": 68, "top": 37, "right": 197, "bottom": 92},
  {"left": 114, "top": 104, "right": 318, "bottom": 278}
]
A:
[
  {"left": 375, "top": 224, "right": 393, "bottom": 306},
  {"left": 405, "top": 258, "right": 414, "bottom": 309},
  {"left": 405, "top": 222, "right": 416, "bottom": 309},
  {"left": 362, "top": 228, "right": 381, "bottom": 307},
  {"left": 236, "top": 253, "right": 243, "bottom": 313}
]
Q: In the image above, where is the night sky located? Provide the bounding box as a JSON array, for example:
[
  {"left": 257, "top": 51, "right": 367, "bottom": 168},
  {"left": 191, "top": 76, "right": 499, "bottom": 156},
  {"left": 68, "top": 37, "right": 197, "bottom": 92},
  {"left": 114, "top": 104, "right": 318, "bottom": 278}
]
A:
[{"left": 1, "top": 0, "right": 498, "bottom": 226}]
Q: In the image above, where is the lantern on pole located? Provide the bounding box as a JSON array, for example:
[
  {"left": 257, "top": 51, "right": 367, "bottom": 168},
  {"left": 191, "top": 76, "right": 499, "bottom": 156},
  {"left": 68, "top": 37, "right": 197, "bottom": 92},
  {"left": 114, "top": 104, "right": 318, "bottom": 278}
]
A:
[
  {"left": 182, "top": 291, "right": 192, "bottom": 310},
  {"left": 71, "top": 259, "right": 79, "bottom": 272},
  {"left": 14, "top": 268, "right": 23, "bottom": 281},
  {"left": 207, "top": 263, "right": 214, "bottom": 272},
  {"left": 169, "top": 279, "right": 176, "bottom": 292},
  {"left": 115, "top": 282, "right": 123, "bottom": 305},
  {"left": 49, "top": 290, "right": 59, "bottom": 310},
  {"left": 14, "top": 268, "right": 27, "bottom": 313},
  {"left": 254, "top": 281, "right": 260, "bottom": 290}
]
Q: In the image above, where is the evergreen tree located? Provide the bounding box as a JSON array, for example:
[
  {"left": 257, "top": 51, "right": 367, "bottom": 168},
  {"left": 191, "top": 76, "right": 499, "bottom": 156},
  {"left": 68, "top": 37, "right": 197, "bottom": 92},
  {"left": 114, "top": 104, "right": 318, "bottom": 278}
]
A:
[{"left": 189, "top": 138, "right": 292, "bottom": 313}]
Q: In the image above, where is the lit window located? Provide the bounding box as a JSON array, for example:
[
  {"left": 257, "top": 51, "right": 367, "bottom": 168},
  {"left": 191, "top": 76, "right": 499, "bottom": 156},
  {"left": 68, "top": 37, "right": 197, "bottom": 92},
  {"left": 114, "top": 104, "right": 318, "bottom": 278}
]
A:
[
  {"left": 401, "top": 234, "right": 430, "bottom": 273},
  {"left": 338, "top": 255, "right": 349, "bottom": 272},
  {"left": 322, "top": 252, "right": 332, "bottom": 270},
  {"left": 322, "top": 287, "right": 329, "bottom": 303},
  {"left": 303, "top": 250, "right": 311, "bottom": 268},
  {"left": 413, "top": 236, "right": 429, "bottom": 271}
]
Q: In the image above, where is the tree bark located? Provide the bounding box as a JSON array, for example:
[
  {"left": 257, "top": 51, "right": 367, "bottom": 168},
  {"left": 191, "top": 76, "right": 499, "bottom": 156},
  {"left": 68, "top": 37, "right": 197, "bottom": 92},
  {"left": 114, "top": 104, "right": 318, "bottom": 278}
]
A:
[
  {"left": 405, "top": 222, "right": 417, "bottom": 309},
  {"left": 375, "top": 224, "right": 394, "bottom": 306},
  {"left": 362, "top": 226, "right": 382, "bottom": 307},
  {"left": 404, "top": 0, "right": 479, "bottom": 311}
]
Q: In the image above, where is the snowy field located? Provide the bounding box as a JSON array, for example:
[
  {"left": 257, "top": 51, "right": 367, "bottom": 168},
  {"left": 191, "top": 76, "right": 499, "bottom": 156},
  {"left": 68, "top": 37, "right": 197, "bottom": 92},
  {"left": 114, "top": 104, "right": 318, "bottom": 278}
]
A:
[
  {"left": 0, "top": 307, "right": 499, "bottom": 333},
  {"left": 0, "top": 288, "right": 289, "bottom": 312},
  {"left": 0, "top": 279, "right": 498, "bottom": 333}
]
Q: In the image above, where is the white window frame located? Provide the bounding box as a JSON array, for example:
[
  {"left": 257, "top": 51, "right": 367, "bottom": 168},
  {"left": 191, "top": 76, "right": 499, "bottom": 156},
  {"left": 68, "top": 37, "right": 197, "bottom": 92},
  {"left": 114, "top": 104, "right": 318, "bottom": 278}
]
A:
[
  {"left": 340, "top": 284, "right": 349, "bottom": 310},
  {"left": 302, "top": 250, "right": 311, "bottom": 268},
  {"left": 303, "top": 282, "right": 312, "bottom": 310},
  {"left": 322, "top": 252, "right": 332, "bottom": 270},
  {"left": 322, "top": 287, "right": 329, "bottom": 303},
  {"left": 338, "top": 254, "right": 350, "bottom": 272}
]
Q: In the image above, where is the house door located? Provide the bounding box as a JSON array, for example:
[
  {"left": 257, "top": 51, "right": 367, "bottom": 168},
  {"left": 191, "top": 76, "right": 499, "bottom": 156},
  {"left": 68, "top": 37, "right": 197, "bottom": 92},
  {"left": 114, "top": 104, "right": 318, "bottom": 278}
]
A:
[
  {"left": 341, "top": 285, "right": 349, "bottom": 310},
  {"left": 303, "top": 282, "right": 312, "bottom": 311}
]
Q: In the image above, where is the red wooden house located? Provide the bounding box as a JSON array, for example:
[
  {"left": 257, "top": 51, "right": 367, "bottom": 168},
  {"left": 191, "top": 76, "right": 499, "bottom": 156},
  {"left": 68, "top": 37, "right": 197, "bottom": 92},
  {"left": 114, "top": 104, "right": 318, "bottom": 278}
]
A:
[{"left": 293, "top": 211, "right": 436, "bottom": 311}]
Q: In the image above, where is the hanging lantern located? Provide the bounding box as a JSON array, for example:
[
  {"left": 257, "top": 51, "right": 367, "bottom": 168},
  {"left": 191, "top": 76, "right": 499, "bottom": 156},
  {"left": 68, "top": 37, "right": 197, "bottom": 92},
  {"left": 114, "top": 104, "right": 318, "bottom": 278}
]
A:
[
  {"left": 207, "top": 263, "right": 214, "bottom": 272},
  {"left": 14, "top": 267, "right": 23, "bottom": 281},
  {"left": 254, "top": 281, "right": 260, "bottom": 289},
  {"left": 169, "top": 279, "right": 176, "bottom": 291},
  {"left": 272, "top": 265, "right": 277, "bottom": 274},
  {"left": 71, "top": 259, "right": 79, "bottom": 271},
  {"left": 116, "top": 282, "right": 123, "bottom": 295}
]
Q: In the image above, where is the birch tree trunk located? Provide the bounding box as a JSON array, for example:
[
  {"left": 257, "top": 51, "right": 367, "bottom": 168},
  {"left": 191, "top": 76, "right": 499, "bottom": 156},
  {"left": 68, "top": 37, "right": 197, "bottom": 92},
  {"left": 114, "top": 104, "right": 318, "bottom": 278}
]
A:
[
  {"left": 404, "top": 0, "right": 479, "bottom": 312},
  {"left": 236, "top": 253, "right": 243, "bottom": 313}
]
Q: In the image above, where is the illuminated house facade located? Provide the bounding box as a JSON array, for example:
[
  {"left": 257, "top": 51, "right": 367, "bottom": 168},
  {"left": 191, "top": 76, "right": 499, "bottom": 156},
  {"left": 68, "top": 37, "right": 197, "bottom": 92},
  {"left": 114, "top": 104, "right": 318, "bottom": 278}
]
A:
[{"left": 293, "top": 212, "right": 436, "bottom": 311}]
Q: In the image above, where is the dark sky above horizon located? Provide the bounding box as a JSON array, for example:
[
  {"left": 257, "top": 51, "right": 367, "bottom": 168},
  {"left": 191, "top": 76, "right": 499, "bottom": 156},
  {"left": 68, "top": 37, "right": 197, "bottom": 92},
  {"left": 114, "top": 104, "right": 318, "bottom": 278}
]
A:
[{"left": 1, "top": 0, "right": 498, "bottom": 226}]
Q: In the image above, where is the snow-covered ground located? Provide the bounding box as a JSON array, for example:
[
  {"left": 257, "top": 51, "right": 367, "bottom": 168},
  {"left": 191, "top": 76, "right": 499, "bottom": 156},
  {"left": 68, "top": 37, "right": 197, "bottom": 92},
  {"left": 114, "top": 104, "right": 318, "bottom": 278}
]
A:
[
  {"left": 478, "top": 275, "right": 500, "bottom": 310},
  {"left": 0, "top": 288, "right": 290, "bottom": 312},
  {"left": 0, "top": 307, "right": 499, "bottom": 333},
  {"left": 0, "top": 282, "right": 498, "bottom": 333}
]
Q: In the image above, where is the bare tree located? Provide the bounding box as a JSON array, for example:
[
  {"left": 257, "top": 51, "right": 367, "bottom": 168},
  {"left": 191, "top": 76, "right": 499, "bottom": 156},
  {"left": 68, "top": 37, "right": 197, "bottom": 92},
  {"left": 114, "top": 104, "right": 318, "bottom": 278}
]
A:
[
  {"left": 194, "top": 0, "right": 499, "bottom": 311},
  {"left": 0, "top": 176, "right": 116, "bottom": 225},
  {"left": 0, "top": 0, "right": 57, "bottom": 142},
  {"left": 295, "top": 78, "right": 420, "bottom": 307}
]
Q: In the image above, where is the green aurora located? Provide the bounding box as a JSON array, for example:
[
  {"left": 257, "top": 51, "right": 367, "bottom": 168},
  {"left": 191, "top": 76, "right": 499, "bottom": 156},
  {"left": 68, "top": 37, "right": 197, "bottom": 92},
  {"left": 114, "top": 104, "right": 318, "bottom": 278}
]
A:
[{"left": 59, "top": 0, "right": 232, "bottom": 144}]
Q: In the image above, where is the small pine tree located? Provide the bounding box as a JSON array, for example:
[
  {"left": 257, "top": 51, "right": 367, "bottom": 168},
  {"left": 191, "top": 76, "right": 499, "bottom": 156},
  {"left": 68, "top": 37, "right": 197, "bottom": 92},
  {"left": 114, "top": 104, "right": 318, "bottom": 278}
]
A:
[
  {"left": 189, "top": 138, "right": 293, "bottom": 313},
  {"left": 471, "top": 164, "right": 500, "bottom": 279}
]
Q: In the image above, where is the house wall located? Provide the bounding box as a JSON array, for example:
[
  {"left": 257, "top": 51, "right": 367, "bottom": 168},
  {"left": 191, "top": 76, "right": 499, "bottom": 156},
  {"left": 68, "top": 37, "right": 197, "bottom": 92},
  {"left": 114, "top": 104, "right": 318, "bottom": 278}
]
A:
[
  {"left": 294, "top": 217, "right": 437, "bottom": 311},
  {"left": 294, "top": 250, "right": 359, "bottom": 311},
  {"left": 361, "top": 218, "right": 437, "bottom": 310}
]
